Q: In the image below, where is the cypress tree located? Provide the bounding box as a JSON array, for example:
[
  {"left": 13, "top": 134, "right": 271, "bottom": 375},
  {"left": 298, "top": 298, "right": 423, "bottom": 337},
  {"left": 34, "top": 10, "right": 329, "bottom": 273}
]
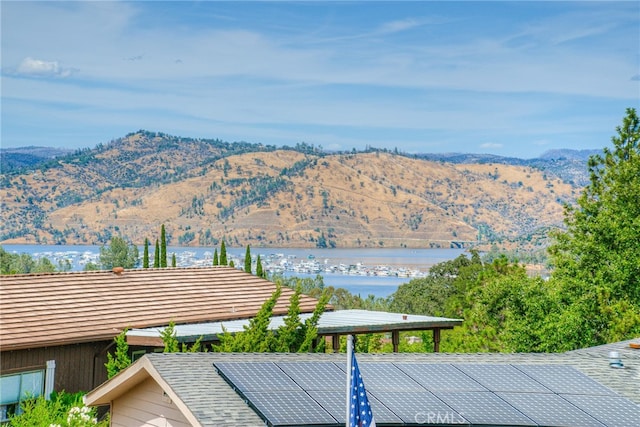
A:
[
  {"left": 244, "top": 245, "right": 252, "bottom": 274},
  {"left": 256, "top": 255, "right": 264, "bottom": 278},
  {"left": 213, "top": 249, "right": 219, "bottom": 266},
  {"left": 277, "top": 285, "right": 303, "bottom": 352},
  {"left": 160, "top": 224, "right": 167, "bottom": 268},
  {"left": 143, "top": 238, "right": 150, "bottom": 268},
  {"left": 220, "top": 240, "right": 227, "bottom": 266},
  {"left": 105, "top": 328, "right": 131, "bottom": 378},
  {"left": 171, "top": 253, "right": 177, "bottom": 267},
  {"left": 161, "top": 321, "right": 179, "bottom": 353},
  {"left": 154, "top": 239, "right": 160, "bottom": 268}
]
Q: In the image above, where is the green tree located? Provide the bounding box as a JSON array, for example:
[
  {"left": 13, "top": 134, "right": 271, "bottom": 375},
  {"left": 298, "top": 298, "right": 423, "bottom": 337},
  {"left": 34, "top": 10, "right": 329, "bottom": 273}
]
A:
[
  {"left": 105, "top": 328, "right": 131, "bottom": 379},
  {"left": 153, "top": 239, "right": 160, "bottom": 268},
  {"left": 216, "top": 284, "right": 330, "bottom": 353},
  {"left": 355, "top": 333, "right": 384, "bottom": 353},
  {"left": 256, "top": 255, "right": 265, "bottom": 278},
  {"left": 161, "top": 320, "right": 180, "bottom": 353},
  {"left": 0, "top": 247, "right": 57, "bottom": 274},
  {"left": 276, "top": 285, "right": 303, "bottom": 352},
  {"left": 444, "top": 257, "right": 556, "bottom": 353},
  {"left": 58, "top": 259, "right": 72, "bottom": 272},
  {"left": 171, "top": 253, "right": 177, "bottom": 267},
  {"left": 548, "top": 108, "right": 640, "bottom": 349},
  {"left": 160, "top": 224, "right": 167, "bottom": 268},
  {"left": 296, "top": 288, "right": 332, "bottom": 352},
  {"left": 220, "top": 240, "right": 227, "bottom": 266},
  {"left": 218, "top": 284, "right": 282, "bottom": 352},
  {"left": 84, "top": 262, "right": 99, "bottom": 271},
  {"left": 244, "top": 245, "right": 252, "bottom": 273},
  {"left": 99, "top": 236, "right": 139, "bottom": 269},
  {"left": 389, "top": 253, "right": 480, "bottom": 317},
  {"left": 159, "top": 320, "right": 202, "bottom": 353},
  {"left": 143, "top": 238, "right": 150, "bottom": 268},
  {"left": 213, "top": 248, "right": 219, "bottom": 266}
]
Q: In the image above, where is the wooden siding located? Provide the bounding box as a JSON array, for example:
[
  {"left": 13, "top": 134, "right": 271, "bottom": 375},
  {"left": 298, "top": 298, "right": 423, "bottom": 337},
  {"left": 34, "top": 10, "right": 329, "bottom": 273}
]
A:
[
  {"left": 1, "top": 266, "right": 324, "bottom": 351},
  {"left": 0, "top": 341, "right": 111, "bottom": 393},
  {"left": 111, "top": 377, "right": 192, "bottom": 427}
]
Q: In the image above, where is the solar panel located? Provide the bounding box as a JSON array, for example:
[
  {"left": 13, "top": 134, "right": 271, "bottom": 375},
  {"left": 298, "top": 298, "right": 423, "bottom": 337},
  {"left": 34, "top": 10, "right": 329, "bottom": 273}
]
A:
[
  {"left": 561, "top": 394, "right": 640, "bottom": 427},
  {"left": 514, "top": 365, "right": 616, "bottom": 396},
  {"left": 394, "top": 363, "right": 488, "bottom": 392},
  {"left": 243, "top": 390, "right": 337, "bottom": 426},
  {"left": 213, "top": 360, "right": 637, "bottom": 427},
  {"left": 372, "top": 391, "right": 469, "bottom": 425},
  {"left": 214, "top": 362, "right": 300, "bottom": 392},
  {"left": 277, "top": 362, "right": 345, "bottom": 390},
  {"left": 497, "top": 392, "right": 605, "bottom": 427},
  {"left": 349, "top": 362, "right": 425, "bottom": 392},
  {"left": 308, "top": 390, "right": 403, "bottom": 424},
  {"left": 436, "top": 391, "right": 536, "bottom": 426},
  {"left": 455, "top": 364, "right": 551, "bottom": 393}
]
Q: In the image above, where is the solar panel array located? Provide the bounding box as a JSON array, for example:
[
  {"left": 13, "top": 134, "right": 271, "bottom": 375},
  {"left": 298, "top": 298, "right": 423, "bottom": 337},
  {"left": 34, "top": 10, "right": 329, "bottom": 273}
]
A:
[{"left": 214, "top": 361, "right": 638, "bottom": 427}]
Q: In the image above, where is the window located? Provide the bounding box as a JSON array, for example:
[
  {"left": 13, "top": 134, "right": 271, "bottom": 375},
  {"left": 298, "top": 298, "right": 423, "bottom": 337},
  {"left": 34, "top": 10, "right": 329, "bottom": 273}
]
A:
[{"left": 0, "top": 370, "right": 44, "bottom": 422}]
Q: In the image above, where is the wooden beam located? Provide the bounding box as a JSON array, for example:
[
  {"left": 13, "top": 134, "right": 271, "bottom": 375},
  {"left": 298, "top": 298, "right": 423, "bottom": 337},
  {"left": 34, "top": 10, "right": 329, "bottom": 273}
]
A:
[
  {"left": 433, "top": 328, "right": 441, "bottom": 352},
  {"left": 392, "top": 331, "right": 400, "bottom": 353},
  {"left": 331, "top": 334, "right": 340, "bottom": 353}
]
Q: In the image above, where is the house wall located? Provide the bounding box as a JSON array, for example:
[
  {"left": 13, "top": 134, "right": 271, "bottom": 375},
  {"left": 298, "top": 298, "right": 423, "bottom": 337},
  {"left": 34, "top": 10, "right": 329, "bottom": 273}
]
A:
[
  {"left": 111, "top": 377, "right": 191, "bottom": 427},
  {"left": 0, "top": 341, "right": 111, "bottom": 394}
]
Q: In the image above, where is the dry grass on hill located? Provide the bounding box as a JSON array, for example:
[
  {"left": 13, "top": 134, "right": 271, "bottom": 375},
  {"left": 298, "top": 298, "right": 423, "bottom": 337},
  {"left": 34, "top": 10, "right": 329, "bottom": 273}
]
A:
[{"left": 1, "top": 141, "right": 578, "bottom": 249}]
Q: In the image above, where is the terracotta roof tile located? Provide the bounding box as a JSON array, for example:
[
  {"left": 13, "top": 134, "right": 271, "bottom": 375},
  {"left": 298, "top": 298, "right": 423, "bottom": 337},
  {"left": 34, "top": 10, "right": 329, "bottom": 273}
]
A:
[{"left": 0, "top": 266, "right": 323, "bottom": 351}]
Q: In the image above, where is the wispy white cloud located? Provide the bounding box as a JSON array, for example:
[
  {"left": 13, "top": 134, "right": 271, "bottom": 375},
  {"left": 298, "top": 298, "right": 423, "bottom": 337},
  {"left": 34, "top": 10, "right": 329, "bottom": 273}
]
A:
[
  {"left": 13, "top": 57, "right": 75, "bottom": 78},
  {"left": 1, "top": 1, "right": 637, "bottom": 157},
  {"left": 378, "top": 18, "right": 419, "bottom": 34}
]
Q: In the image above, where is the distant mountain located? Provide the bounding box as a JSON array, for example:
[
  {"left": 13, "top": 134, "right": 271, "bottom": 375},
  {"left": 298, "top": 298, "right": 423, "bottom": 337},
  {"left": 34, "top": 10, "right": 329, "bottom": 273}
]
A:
[
  {"left": 418, "top": 149, "right": 598, "bottom": 188},
  {"left": 538, "top": 149, "right": 600, "bottom": 161},
  {"left": 0, "top": 146, "right": 73, "bottom": 174},
  {"left": 0, "top": 131, "right": 588, "bottom": 248},
  {"left": 416, "top": 152, "right": 528, "bottom": 165}
]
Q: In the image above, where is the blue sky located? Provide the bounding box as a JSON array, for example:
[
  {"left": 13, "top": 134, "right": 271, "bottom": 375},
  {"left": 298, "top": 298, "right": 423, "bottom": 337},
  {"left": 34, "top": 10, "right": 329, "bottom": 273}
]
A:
[{"left": 1, "top": 1, "right": 638, "bottom": 158}]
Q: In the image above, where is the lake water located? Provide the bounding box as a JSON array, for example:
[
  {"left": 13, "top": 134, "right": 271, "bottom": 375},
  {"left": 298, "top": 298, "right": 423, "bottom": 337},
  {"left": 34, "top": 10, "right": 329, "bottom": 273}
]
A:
[{"left": 2, "top": 244, "right": 466, "bottom": 298}]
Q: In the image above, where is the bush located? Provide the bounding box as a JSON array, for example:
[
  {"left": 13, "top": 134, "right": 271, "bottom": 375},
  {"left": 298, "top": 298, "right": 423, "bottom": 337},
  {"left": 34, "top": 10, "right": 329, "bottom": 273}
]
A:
[{"left": 8, "top": 392, "right": 108, "bottom": 427}]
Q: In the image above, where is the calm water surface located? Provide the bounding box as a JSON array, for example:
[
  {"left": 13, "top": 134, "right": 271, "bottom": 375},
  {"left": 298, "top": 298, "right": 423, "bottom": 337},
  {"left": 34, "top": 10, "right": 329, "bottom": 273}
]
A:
[{"left": 3, "top": 245, "right": 466, "bottom": 298}]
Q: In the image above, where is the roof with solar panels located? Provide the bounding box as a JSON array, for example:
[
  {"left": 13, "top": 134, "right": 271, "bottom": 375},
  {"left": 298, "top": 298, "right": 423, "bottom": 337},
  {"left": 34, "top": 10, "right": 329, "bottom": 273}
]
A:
[{"left": 85, "top": 339, "right": 639, "bottom": 427}]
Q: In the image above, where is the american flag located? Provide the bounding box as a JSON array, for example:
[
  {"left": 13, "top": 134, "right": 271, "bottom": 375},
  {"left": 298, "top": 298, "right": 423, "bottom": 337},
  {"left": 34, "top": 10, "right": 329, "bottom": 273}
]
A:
[{"left": 349, "top": 351, "right": 376, "bottom": 427}]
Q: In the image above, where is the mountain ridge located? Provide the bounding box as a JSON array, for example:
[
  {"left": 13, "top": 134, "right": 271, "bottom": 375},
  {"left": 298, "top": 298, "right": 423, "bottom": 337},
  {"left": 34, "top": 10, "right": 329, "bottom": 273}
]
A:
[{"left": 0, "top": 131, "right": 588, "bottom": 249}]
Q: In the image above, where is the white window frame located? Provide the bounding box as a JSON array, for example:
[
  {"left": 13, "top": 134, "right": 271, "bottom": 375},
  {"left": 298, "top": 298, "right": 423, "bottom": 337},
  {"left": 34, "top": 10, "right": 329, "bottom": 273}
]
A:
[{"left": 0, "top": 360, "right": 55, "bottom": 423}]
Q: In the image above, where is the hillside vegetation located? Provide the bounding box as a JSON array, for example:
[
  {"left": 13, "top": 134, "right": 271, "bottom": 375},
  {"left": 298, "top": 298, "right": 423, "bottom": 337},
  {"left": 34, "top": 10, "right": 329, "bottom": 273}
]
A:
[{"left": 0, "top": 131, "right": 582, "bottom": 248}]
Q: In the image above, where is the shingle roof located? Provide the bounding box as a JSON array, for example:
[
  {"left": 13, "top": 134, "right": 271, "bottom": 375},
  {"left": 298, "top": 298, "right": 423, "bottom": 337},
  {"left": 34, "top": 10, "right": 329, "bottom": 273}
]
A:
[
  {"left": 0, "top": 266, "right": 323, "bottom": 351},
  {"left": 567, "top": 337, "right": 640, "bottom": 360},
  {"left": 85, "top": 348, "right": 640, "bottom": 427}
]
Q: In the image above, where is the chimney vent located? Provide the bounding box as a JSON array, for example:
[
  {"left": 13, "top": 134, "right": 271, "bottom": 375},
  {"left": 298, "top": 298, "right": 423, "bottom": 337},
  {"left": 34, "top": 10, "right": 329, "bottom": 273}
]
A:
[{"left": 609, "top": 351, "right": 624, "bottom": 368}]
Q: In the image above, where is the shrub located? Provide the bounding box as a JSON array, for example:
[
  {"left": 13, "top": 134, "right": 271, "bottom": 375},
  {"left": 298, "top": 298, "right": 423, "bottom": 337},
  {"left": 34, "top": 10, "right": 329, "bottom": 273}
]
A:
[{"left": 8, "top": 391, "right": 108, "bottom": 427}]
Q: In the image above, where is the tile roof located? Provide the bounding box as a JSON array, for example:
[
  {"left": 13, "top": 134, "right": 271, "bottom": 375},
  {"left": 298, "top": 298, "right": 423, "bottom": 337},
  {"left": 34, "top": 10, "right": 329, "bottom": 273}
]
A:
[
  {"left": 0, "top": 266, "right": 323, "bottom": 351},
  {"left": 85, "top": 349, "right": 640, "bottom": 427}
]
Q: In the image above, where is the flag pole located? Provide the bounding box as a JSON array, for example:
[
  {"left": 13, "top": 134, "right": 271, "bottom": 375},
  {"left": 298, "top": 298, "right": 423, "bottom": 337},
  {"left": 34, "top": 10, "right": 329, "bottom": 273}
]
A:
[{"left": 345, "top": 334, "right": 353, "bottom": 427}]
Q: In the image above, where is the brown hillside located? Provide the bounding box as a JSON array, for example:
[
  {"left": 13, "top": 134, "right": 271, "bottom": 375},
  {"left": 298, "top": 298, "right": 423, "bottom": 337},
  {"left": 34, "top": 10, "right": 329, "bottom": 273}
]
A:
[{"left": 0, "top": 135, "right": 578, "bottom": 249}]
